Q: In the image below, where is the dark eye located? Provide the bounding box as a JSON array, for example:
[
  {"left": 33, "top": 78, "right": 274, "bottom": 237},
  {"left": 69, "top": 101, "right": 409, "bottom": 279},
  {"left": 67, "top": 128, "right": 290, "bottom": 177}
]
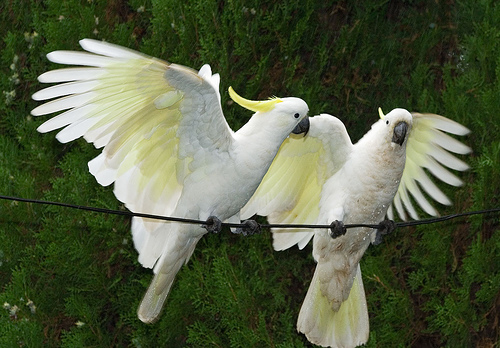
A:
[
  {"left": 386, "top": 120, "right": 389, "bottom": 125},
  {"left": 294, "top": 113, "right": 300, "bottom": 119}
]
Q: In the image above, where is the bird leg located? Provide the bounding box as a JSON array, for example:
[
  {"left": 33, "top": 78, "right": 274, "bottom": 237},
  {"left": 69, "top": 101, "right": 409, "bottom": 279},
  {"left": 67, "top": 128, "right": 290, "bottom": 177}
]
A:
[
  {"left": 232, "top": 219, "right": 261, "bottom": 236},
  {"left": 204, "top": 216, "right": 222, "bottom": 234},
  {"left": 372, "top": 219, "right": 396, "bottom": 245},
  {"left": 329, "top": 220, "right": 347, "bottom": 239}
]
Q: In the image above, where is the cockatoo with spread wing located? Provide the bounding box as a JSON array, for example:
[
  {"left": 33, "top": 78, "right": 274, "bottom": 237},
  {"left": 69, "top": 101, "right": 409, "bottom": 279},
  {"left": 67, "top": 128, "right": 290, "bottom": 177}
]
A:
[
  {"left": 31, "top": 39, "right": 310, "bottom": 323},
  {"left": 242, "top": 108, "right": 470, "bottom": 347}
]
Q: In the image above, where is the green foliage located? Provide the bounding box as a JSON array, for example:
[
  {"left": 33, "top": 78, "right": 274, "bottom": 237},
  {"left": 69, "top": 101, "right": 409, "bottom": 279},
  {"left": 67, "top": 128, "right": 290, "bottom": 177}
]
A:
[{"left": 0, "top": 0, "right": 499, "bottom": 347}]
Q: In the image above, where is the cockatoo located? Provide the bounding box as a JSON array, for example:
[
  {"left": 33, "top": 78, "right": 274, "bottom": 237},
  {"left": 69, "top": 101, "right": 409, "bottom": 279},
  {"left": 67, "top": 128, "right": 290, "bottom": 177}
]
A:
[
  {"left": 242, "top": 108, "right": 471, "bottom": 347},
  {"left": 31, "top": 39, "right": 310, "bottom": 323}
]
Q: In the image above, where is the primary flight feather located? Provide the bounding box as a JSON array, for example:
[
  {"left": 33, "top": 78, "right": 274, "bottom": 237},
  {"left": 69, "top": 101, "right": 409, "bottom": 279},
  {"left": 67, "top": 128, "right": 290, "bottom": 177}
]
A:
[
  {"left": 32, "top": 39, "right": 310, "bottom": 323},
  {"left": 242, "top": 108, "right": 470, "bottom": 347}
]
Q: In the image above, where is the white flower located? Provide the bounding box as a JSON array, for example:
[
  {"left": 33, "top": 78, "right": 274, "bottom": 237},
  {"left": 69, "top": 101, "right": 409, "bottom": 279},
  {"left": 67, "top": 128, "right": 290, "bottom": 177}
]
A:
[
  {"left": 26, "top": 299, "right": 36, "bottom": 314},
  {"left": 9, "top": 305, "right": 19, "bottom": 316}
]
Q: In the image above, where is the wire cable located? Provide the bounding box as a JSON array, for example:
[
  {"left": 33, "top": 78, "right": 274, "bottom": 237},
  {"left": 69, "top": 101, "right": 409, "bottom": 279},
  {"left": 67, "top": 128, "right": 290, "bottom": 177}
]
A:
[
  {"left": 0, "top": 195, "right": 202, "bottom": 225},
  {"left": 1, "top": 194, "right": 499, "bottom": 234}
]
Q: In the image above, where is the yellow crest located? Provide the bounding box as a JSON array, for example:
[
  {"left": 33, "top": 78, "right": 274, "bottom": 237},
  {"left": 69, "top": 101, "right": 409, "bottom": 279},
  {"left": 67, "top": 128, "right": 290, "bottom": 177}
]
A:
[
  {"left": 378, "top": 107, "right": 385, "bottom": 119},
  {"left": 228, "top": 86, "right": 282, "bottom": 113}
]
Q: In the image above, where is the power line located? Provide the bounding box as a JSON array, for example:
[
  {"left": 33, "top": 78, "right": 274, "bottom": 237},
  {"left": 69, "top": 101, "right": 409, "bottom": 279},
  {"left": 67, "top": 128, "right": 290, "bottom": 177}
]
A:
[{"left": 1, "top": 195, "right": 499, "bottom": 238}]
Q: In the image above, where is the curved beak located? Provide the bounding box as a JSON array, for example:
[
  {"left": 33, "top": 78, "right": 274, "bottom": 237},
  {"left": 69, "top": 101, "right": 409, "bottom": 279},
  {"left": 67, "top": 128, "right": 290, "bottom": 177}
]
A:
[
  {"left": 392, "top": 121, "right": 408, "bottom": 146},
  {"left": 292, "top": 117, "right": 310, "bottom": 136}
]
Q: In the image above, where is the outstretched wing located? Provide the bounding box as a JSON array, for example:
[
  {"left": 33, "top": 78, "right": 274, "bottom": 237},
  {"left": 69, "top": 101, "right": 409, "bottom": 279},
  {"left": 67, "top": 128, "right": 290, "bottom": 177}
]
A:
[
  {"left": 32, "top": 39, "right": 233, "bottom": 219},
  {"left": 241, "top": 114, "right": 352, "bottom": 250},
  {"left": 388, "top": 113, "right": 471, "bottom": 220}
]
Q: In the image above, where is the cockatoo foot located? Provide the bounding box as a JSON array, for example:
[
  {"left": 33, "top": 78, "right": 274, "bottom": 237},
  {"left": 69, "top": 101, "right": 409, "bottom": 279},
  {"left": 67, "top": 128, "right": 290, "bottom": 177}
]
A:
[
  {"left": 372, "top": 219, "right": 396, "bottom": 245},
  {"left": 233, "top": 219, "right": 261, "bottom": 236},
  {"left": 329, "top": 220, "right": 347, "bottom": 239},
  {"left": 204, "top": 216, "right": 222, "bottom": 233}
]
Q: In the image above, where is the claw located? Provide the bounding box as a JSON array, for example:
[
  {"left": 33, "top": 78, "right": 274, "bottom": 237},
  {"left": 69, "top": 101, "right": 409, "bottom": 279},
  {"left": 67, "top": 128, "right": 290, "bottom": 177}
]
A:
[
  {"left": 233, "top": 219, "right": 261, "bottom": 236},
  {"left": 329, "top": 220, "right": 346, "bottom": 239},
  {"left": 204, "top": 216, "right": 222, "bottom": 234},
  {"left": 372, "top": 219, "right": 396, "bottom": 245}
]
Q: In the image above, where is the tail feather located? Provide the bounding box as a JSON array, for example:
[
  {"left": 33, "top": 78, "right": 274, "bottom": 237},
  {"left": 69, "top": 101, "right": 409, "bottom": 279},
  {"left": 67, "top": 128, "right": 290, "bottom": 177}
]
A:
[
  {"left": 138, "top": 268, "right": 179, "bottom": 323},
  {"left": 297, "top": 264, "right": 369, "bottom": 347},
  {"left": 137, "top": 231, "right": 200, "bottom": 323}
]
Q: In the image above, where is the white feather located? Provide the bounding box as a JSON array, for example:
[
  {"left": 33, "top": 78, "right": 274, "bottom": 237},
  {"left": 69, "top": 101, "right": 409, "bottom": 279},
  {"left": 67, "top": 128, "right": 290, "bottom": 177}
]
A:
[
  {"left": 413, "top": 113, "right": 470, "bottom": 135},
  {"left": 431, "top": 129, "right": 471, "bottom": 154},
  {"left": 424, "top": 156, "right": 463, "bottom": 187},
  {"left": 32, "top": 92, "right": 97, "bottom": 116},
  {"left": 47, "top": 51, "right": 119, "bottom": 67},
  {"left": 414, "top": 168, "right": 451, "bottom": 206},
  {"left": 56, "top": 116, "right": 103, "bottom": 143},
  {"left": 406, "top": 178, "right": 438, "bottom": 216},
  {"left": 38, "top": 67, "right": 106, "bottom": 83},
  {"left": 79, "top": 38, "right": 145, "bottom": 59},
  {"left": 34, "top": 80, "right": 100, "bottom": 101},
  {"left": 428, "top": 145, "right": 470, "bottom": 171},
  {"left": 35, "top": 104, "right": 97, "bottom": 133}
]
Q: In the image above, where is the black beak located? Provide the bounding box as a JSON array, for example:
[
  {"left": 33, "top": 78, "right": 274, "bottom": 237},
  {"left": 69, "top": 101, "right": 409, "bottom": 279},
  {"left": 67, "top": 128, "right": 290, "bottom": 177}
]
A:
[
  {"left": 292, "top": 117, "right": 310, "bottom": 136},
  {"left": 392, "top": 121, "right": 408, "bottom": 146}
]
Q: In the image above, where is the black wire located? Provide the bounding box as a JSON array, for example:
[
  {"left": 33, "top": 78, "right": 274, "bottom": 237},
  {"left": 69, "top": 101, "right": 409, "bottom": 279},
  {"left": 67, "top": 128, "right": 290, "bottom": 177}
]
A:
[
  {"left": 395, "top": 208, "right": 500, "bottom": 228},
  {"left": 0, "top": 195, "right": 203, "bottom": 225},
  {"left": 260, "top": 222, "right": 381, "bottom": 229},
  {"left": 1, "top": 194, "right": 499, "bottom": 231}
]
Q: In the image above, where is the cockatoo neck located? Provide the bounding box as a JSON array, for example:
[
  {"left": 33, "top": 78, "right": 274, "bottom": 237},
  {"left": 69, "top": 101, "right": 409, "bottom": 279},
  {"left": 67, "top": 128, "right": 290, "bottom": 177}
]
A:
[
  {"left": 355, "top": 124, "right": 407, "bottom": 175},
  {"left": 233, "top": 112, "right": 293, "bottom": 173},
  {"left": 236, "top": 112, "right": 294, "bottom": 145}
]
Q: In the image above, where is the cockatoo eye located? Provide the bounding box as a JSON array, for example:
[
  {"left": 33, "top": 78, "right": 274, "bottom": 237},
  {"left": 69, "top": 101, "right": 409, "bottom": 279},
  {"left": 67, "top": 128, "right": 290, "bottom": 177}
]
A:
[
  {"left": 386, "top": 120, "right": 389, "bottom": 125},
  {"left": 294, "top": 113, "right": 300, "bottom": 119}
]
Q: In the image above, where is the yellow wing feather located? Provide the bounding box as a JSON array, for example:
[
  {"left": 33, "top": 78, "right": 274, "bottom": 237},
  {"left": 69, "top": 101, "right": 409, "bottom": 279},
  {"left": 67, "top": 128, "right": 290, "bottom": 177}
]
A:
[
  {"left": 389, "top": 113, "right": 471, "bottom": 220},
  {"left": 32, "top": 39, "right": 232, "bottom": 269},
  {"left": 32, "top": 39, "right": 231, "bottom": 220},
  {"left": 242, "top": 114, "right": 353, "bottom": 250}
]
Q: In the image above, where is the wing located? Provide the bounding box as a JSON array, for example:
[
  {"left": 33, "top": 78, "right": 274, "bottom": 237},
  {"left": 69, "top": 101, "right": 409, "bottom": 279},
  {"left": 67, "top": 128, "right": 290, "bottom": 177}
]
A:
[
  {"left": 32, "top": 39, "right": 233, "bottom": 219},
  {"left": 388, "top": 113, "right": 471, "bottom": 220},
  {"left": 241, "top": 114, "right": 352, "bottom": 250}
]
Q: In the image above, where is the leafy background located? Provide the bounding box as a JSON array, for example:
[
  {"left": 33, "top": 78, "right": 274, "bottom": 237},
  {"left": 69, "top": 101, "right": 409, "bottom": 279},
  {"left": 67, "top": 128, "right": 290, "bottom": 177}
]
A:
[{"left": 0, "top": 0, "right": 499, "bottom": 347}]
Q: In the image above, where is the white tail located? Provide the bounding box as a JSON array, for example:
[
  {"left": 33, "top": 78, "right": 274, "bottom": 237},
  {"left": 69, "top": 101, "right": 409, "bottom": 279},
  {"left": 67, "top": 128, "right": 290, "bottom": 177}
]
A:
[{"left": 297, "top": 264, "right": 369, "bottom": 347}]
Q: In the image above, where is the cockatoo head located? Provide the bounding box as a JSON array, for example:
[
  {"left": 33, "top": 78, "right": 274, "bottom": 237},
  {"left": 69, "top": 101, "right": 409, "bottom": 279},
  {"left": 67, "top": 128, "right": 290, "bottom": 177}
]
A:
[
  {"left": 377, "top": 108, "right": 413, "bottom": 147},
  {"left": 229, "top": 87, "right": 310, "bottom": 136}
]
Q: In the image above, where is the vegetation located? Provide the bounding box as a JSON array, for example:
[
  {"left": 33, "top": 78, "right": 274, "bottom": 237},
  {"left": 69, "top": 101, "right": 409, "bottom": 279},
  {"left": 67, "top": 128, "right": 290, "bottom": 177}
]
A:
[{"left": 0, "top": 0, "right": 498, "bottom": 346}]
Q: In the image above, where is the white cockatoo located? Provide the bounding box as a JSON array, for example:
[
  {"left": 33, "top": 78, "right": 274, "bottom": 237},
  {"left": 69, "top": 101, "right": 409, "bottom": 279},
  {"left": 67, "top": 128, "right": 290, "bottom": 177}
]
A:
[
  {"left": 242, "top": 108, "right": 471, "bottom": 347},
  {"left": 31, "top": 39, "right": 310, "bottom": 323}
]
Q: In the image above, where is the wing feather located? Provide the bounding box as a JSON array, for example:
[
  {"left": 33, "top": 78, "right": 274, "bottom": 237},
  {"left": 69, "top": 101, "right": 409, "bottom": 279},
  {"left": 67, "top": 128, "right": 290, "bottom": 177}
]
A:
[
  {"left": 38, "top": 67, "right": 107, "bottom": 83},
  {"left": 46, "top": 51, "right": 120, "bottom": 67},
  {"left": 32, "top": 80, "right": 100, "bottom": 100},
  {"left": 33, "top": 39, "right": 233, "bottom": 268},
  {"left": 242, "top": 114, "right": 352, "bottom": 250},
  {"left": 32, "top": 92, "right": 98, "bottom": 117},
  {"left": 390, "top": 113, "right": 470, "bottom": 220}
]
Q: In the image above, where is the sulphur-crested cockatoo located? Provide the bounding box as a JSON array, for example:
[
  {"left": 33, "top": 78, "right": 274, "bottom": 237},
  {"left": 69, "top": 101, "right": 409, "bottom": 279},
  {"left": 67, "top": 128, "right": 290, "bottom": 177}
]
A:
[
  {"left": 242, "top": 108, "right": 470, "bottom": 347},
  {"left": 31, "top": 39, "right": 310, "bottom": 323}
]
